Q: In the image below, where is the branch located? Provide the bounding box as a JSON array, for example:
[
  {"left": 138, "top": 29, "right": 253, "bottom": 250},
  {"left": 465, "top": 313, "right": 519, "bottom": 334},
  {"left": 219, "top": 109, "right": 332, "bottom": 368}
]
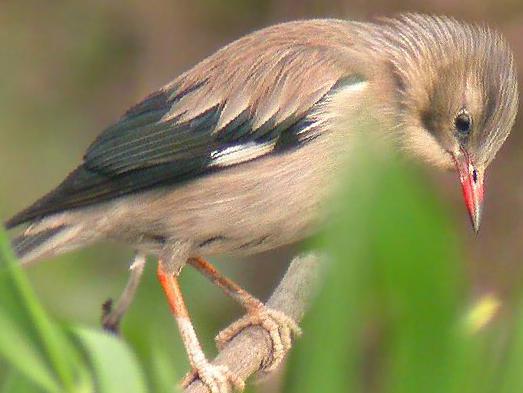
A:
[{"left": 184, "top": 252, "right": 324, "bottom": 393}]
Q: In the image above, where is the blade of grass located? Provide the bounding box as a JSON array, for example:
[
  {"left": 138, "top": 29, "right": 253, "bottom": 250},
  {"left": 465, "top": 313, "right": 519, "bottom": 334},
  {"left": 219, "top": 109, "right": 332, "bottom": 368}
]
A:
[
  {"left": 0, "top": 311, "right": 61, "bottom": 393},
  {"left": 371, "top": 160, "right": 461, "bottom": 393},
  {"left": 74, "top": 327, "right": 147, "bottom": 393},
  {"left": 285, "top": 141, "right": 390, "bottom": 393},
  {"left": 285, "top": 141, "right": 472, "bottom": 393},
  {"left": 499, "top": 299, "right": 523, "bottom": 392},
  {"left": 0, "top": 227, "right": 83, "bottom": 391},
  {"left": 1, "top": 369, "right": 47, "bottom": 393},
  {"left": 147, "top": 343, "right": 180, "bottom": 393}
]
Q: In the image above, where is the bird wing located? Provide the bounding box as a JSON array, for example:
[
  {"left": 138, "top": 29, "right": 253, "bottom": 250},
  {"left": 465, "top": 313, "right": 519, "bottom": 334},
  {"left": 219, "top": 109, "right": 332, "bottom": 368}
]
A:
[{"left": 7, "top": 20, "right": 362, "bottom": 227}]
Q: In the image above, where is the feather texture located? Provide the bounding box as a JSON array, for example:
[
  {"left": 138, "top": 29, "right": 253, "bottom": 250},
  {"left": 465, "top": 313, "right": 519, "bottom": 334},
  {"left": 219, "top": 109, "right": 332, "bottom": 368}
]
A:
[
  {"left": 356, "top": 14, "right": 518, "bottom": 166},
  {"left": 6, "top": 14, "right": 518, "bottom": 238},
  {"left": 6, "top": 20, "right": 361, "bottom": 228}
]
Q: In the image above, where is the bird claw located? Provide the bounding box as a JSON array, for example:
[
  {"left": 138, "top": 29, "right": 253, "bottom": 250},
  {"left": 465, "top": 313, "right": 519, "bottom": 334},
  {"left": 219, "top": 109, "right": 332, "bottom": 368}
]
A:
[
  {"left": 101, "top": 298, "right": 120, "bottom": 335},
  {"left": 181, "top": 361, "right": 244, "bottom": 393},
  {"left": 215, "top": 307, "right": 302, "bottom": 371}
]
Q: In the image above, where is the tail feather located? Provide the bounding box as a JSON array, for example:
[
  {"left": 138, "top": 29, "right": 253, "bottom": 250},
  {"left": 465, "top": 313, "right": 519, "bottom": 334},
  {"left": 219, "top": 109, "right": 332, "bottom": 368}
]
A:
[{"left": 12, "top": 224, "right": 87, "bottom": 265}]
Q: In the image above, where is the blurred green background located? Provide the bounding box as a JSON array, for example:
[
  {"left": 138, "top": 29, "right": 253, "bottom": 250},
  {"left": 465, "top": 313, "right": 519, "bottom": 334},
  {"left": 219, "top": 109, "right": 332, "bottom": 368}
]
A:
[{"left": 0, "top": 1, "right": 522, "bottom": 392}]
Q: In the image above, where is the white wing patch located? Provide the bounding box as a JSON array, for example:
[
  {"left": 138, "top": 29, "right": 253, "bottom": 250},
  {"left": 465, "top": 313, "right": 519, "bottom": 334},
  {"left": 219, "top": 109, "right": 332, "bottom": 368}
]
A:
[
  {"left": 209, "top": 79, "right": 368, "bottom": 169},
  {"left": 344, "top": 79, "right": 368, "bottom": 93},
  {"left": 210, "top": 141, "right": 276, "bottom": 167}
]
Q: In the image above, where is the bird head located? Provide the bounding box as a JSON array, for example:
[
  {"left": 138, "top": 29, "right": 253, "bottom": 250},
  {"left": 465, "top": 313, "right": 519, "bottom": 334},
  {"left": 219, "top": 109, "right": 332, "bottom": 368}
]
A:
[{"left": 378, "top": 14, "right": 519, "bottom": 232}]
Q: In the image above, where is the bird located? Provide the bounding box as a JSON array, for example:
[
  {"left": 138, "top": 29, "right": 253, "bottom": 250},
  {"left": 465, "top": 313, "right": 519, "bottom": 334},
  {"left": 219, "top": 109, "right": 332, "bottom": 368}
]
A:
[{"left": 5, "top": 13, "right": 518, "bottom": 393}]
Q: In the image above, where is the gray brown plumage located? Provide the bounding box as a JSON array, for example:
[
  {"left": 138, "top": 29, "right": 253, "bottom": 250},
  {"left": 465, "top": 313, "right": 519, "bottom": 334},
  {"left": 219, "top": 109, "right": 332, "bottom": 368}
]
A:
[
  {"left": 8, "top": 15, "right": 518, "bottom": 260},
  {"left": 5, "top": 14, "right": 518, "bottom": 392}
]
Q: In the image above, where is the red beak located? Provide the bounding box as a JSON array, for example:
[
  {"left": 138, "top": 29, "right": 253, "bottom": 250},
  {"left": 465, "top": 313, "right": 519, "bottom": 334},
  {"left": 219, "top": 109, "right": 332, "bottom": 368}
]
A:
[{"left": 453, "top": 150, "right": 484, "bottom": 233}]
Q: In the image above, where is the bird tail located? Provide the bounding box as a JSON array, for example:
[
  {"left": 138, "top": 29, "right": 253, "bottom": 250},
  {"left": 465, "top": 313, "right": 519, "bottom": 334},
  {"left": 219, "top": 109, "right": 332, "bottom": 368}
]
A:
[{"left": 11, "top": 223, "right": 88, "bottom": 265}]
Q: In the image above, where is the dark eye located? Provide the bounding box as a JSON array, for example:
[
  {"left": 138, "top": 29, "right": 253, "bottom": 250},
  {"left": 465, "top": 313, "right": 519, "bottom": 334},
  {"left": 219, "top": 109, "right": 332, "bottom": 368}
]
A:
[{"left": 454, "top": 111, "right": 472, "bottom": 135}]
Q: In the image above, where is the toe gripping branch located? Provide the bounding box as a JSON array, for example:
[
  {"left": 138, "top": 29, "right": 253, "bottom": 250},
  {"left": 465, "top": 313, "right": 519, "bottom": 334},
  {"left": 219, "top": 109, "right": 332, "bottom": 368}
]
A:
[
  {"left": 157, "top": 260, "right": 244, "bottom": 393},
  {"left": 156, "top": 256, "right": 302, "bottom": 392},
  {"left": 188, "top": 257, "right": 302, "bottom": 372}
]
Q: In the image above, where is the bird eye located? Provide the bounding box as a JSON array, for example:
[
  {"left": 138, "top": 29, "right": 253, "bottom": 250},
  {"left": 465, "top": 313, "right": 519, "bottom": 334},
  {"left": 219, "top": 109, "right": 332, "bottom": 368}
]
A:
[{"left": 454, "top": 111, "right": 472, "bottom": 135}]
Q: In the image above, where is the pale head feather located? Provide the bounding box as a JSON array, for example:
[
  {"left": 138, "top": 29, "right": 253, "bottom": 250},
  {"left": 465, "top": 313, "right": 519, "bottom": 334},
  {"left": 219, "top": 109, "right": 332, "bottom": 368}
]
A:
[{"left": 359, "top": 13, "right": 518, "bottom": 169}]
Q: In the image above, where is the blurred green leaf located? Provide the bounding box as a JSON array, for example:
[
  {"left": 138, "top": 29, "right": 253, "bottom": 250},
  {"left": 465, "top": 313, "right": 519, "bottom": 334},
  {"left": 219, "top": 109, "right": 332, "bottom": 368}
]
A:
[
  {"left": 284, "top": 141, "right": 474, "bottom": 393},
  {"left": 75, "top": 327, "right": 147, "bottom": 393},
  {"left": 147, "top": 344, "right": 180, "bottom": 393},
  {"left": 0, "top": 227, "right": 85, "bottom": 392},
  {"left": 1, "top": 369, "right": 47, "bottom": 393},
  {"left": 0, "top": 312, "right": 60, "bottom": 393},
  {"left": 500, "top": 300, "right": 523, "bottom": 392}
]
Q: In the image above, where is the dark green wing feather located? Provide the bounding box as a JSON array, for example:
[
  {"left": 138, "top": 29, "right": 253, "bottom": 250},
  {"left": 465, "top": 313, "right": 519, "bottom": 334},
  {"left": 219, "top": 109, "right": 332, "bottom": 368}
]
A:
[{"left": 6, "top": 20, "right": 359, "bottom": 228}]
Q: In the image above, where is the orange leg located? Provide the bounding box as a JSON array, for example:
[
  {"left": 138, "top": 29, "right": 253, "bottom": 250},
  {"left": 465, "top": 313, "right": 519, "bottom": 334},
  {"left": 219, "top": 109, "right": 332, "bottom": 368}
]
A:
[
  {"left": 157, "top": 261, "right": 244, "bottom": 392},
  {"left": 188, "top": 257, "right": 262, "bottom": 311},
  {"left": 188, "top": 257, "right": 301, "bottom": 371}
]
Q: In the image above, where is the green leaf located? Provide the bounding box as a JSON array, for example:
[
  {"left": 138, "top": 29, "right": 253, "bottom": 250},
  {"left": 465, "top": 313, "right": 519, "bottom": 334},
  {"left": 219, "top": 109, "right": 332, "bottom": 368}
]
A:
[
  {"left": 2, "top": 368, "right": 48, "bottom": 393},
  {"left": 500, "top": 299, "right": 523, "bottom": 392},
  {"left": 75, "top": 327, "right": 147, "bottom": 393},
  {"left": 147, "top": 344, "right": 179, "bottom": 393},
  {"left": 0, "top": 227, "right": 84, "bottom": 391},
  {"left": 285, "top": 141, "right": 468, "bottom": 393},
  {"left": 0, "top": 312, "right": 60, "bottom": 393}
]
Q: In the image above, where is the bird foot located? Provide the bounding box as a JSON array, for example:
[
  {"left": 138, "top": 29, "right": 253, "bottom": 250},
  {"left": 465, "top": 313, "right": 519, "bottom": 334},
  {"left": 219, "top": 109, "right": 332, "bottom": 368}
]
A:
[
  {"left": 215, "top": 307, "right": 302, "bottom": 371},
  {"left": 181, "top": 360, "right": 245, "bottom": 393},
  {"left": 101, "top": 298, "right": 120, "bottom": 335}
]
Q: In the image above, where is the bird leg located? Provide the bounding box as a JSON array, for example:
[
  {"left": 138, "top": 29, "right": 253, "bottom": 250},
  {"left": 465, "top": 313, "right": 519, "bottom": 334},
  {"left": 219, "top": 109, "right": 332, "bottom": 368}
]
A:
[
  {"left": 101, "top": 252, "right": 147, "bottom": 334},
  {"left": 188, "top": 257, "right": 302, "bottom": 371},
  {"left": 157, "top": 261, "right": 245, "bottom": 393}
]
